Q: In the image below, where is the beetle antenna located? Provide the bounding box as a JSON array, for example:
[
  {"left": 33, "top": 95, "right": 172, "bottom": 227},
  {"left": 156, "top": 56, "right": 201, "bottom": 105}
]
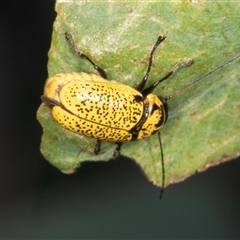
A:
[
  {"left": 158, "top": 131, "right": 165, "bottom": 199},
  {"left": 166, "top": 53, "right": 240, "bottom": 100},
  {"left": 65, "top": 32, "right": 107, "bottom": 79}
]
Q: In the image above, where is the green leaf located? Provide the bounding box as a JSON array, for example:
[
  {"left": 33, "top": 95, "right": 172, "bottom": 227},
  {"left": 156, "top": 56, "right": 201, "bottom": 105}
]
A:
[{"left": 37, "top": 1, "right": 240, "bottom": 186}]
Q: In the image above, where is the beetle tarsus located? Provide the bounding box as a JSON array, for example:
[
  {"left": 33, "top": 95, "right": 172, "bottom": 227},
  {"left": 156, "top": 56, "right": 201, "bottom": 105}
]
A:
[
  {"left": 113, "top": 143, "right": 122, "bottom": 158},
  {"left": 94, "top": 140, "right": 101, "bottom": 155}
]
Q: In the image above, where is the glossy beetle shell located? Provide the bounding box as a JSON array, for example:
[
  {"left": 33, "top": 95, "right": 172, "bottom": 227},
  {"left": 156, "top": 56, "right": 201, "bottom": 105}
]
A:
[{"left": 43, "top": 72, "right": 166, "bottom": 143}]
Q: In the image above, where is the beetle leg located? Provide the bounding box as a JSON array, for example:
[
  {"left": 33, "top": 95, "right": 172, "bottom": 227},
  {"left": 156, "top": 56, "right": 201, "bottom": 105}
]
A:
[
  {"left": 141, "top": 59, "right": 193, "bottom": 97},
  {"left": 94, "top": 140, "right": 101, "bottom": 155},
  {"left": 65, "top": 32, "right": 107, "bottom": 79},
  {"left": 135, "top": 35, "right": 166, "bottom": 92},
  {"left": 113, "top": 143, "right": 122, "bottom": 159}
]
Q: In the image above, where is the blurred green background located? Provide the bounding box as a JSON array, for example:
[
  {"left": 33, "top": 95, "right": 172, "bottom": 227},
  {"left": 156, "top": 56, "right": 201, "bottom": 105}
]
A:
[{"left": 1, "top": 1, "right": 240, "bottom": 238}]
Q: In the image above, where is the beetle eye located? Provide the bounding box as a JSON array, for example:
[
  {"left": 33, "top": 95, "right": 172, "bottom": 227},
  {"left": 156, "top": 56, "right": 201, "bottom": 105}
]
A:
[{"left": 158, "top": 96, "right": 168, "bottom": 123}]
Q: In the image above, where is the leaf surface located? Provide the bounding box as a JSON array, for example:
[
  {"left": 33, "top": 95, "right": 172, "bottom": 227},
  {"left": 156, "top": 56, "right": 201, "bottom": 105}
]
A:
[{"left": 37, "top": 1, "right": 240, "bottom": 186}]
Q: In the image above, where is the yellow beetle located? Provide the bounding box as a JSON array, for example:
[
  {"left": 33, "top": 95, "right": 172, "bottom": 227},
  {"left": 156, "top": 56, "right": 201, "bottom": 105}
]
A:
[{"left": 41, "top": 32, "right": 193, "bottom": 157}]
